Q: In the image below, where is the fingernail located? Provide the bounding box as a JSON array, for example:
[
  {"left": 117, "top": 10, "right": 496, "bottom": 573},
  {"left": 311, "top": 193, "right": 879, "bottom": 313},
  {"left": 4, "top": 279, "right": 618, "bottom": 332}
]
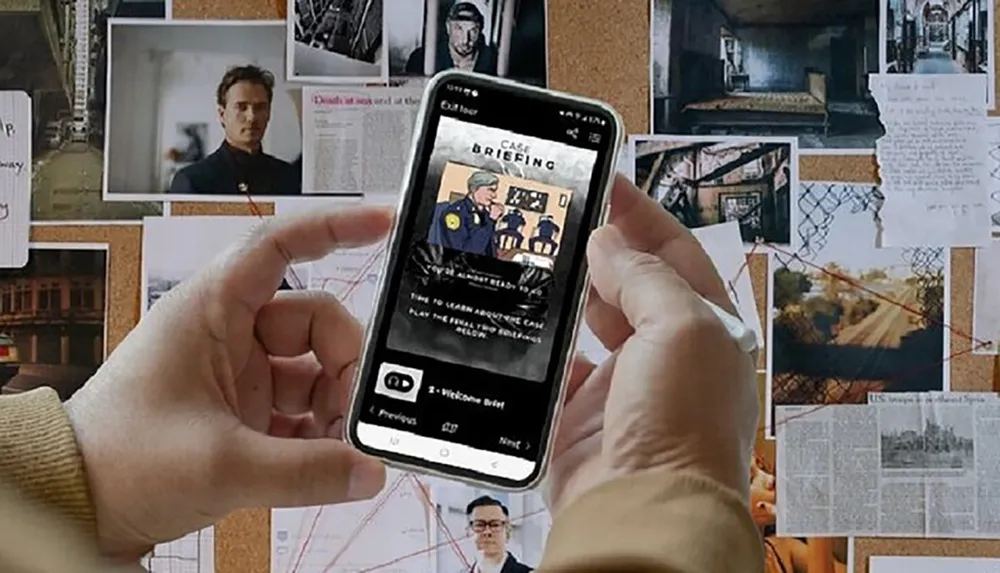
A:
[
  {"left": 347, "top": 459, "right": 385, "bottom": 500},
  {"left": 590, "top": 226, "right": 627, "bottom": 258}
]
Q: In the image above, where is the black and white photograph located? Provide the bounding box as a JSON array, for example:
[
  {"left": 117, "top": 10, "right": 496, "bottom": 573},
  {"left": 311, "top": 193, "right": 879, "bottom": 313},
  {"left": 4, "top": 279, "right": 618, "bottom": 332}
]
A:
[
  {"left": 880, "top": 407, "right": 974, "bottom": 470},
  {"left": 632, "top": 135, "right": 797, "bottom": 248},
  {"left": 650, "top": 0, "right": 884, "bottom": 154},
  {"left": 142, "top": 216, "right": 292, "bottom": 316},
  {"left": 385, "top": 116, "right": 597, "bottom": 382},
  {"left": 0, "top": 0, "right": 165, "bottom": 223},
  {"left": 386, "top": 0, "right": 547, "bottom": 87},
  {"left": 0, "top": 244, "right": 108, "bottom": 400},
  {"left": 104, "top": 20, "right": 304, "bottom": 202},
  {"left": 882, "top": 0, "right": 994, "bottom": 106},
  {"left": 287, "top": 0, "right": 386, "bottom": 83}
]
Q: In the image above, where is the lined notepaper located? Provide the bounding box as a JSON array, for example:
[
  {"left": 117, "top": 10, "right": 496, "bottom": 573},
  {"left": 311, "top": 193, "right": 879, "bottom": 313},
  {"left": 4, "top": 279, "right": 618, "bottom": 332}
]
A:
[{"left": 0, "top": 91, "right": 31, "bottom": 268}]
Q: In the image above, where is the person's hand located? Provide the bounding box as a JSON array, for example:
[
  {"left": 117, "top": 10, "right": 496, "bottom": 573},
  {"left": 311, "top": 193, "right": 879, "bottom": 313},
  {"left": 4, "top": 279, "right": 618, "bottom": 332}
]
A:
[
  {"left": 488, "top": 203, "right": 504, "bottom": 220},
  {"left": 64, "top": 207, "right": 392, "bottom": 561},
  {"left": 545, "top": 175, "right": 758, "bottom": 514}
]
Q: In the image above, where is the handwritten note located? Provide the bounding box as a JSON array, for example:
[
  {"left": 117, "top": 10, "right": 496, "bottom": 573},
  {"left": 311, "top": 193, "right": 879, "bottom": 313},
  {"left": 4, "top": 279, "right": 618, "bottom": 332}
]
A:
[
  {"left": 988, "top": 118, "right": 1000, "bottom": 235},
  {"left": 0, "top": 91, "right": 31, "bottom": 268},
  {"left": 871, "top": 74, "right": 990, "bottom": 247}
]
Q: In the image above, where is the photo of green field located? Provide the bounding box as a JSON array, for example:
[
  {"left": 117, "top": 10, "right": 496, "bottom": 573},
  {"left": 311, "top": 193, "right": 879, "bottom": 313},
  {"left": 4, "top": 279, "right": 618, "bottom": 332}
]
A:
[{"left": 766, "top": 182, "right": 949, "bottom": 437}]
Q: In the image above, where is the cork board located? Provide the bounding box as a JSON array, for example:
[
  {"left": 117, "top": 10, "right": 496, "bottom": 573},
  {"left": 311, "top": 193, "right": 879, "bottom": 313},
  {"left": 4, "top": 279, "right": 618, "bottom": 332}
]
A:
[{"left": 54, "top": 0, "right": 996, "bottom": 571}]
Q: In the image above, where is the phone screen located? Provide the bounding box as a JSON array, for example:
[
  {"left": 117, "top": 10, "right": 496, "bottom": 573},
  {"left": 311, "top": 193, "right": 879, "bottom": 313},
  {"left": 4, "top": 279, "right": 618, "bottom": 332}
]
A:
[{"left": 348, "top": 73, "right": 620, "bottom": 489}]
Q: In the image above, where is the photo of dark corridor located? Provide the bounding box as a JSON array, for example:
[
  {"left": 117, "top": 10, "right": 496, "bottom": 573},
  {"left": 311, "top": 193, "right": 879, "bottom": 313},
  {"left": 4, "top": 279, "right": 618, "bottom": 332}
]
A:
[
  {"left": 650, "top": 0, "right": 885, "bottom": 152},
  {"left": 883, "top": 0, "right": 991, "bottom": 77}
]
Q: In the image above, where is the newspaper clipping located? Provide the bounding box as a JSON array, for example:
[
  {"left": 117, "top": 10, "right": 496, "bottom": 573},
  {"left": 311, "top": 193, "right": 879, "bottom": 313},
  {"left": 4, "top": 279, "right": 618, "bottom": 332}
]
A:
[
  {"left": 301, "top": 86, "right": 422, "bottom": 194},
  {"left": 776, "top": 392, "right": 1000, "bottom": 538}
]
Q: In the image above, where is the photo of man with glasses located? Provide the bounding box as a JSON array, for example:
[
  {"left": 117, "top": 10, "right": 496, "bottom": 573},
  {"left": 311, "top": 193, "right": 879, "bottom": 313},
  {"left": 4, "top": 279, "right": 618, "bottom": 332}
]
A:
[{"left": 462, "top": 495, "right": 534, "bottom": 573}]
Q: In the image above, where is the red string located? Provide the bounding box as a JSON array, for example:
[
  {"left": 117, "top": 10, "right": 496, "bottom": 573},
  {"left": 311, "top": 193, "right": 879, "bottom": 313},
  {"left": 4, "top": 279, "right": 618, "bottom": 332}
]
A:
[
  {"left": 243, "top": 189, "right": 306, "bottom": 289},
  {"left": 255, "top": 191, "right": 995, "bottom": 570}
]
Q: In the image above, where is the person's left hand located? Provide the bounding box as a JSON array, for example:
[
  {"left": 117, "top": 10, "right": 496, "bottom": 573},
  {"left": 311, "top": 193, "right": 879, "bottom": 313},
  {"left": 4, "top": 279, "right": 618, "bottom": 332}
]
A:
[{"left": 64, "top": 207, "right": 392, "bottom": 562}]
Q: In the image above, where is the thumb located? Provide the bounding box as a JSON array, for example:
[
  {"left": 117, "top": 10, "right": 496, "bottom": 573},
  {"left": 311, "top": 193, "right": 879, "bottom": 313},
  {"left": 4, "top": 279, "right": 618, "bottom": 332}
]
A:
[
  {"left": 228, "top": 427, "right": 386, "bottom": 508},
  {"left": 586, "top": 225, "right": 704, "bottom": 328}
]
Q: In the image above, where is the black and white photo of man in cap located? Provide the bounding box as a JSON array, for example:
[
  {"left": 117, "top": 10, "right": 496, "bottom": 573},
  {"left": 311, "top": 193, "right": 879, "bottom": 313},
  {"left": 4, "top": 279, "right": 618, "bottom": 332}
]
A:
[
  {"left": 387, "top": 0, "right": 547, "bottom": 86},
  {"left": 406, "top": 1, "right": 498, "bottom": 74}
]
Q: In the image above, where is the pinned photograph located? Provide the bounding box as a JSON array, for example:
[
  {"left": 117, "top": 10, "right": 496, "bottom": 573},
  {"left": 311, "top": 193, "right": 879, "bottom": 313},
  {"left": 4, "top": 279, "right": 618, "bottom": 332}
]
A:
[
  {"left": 287, "top": 0, "right": 386, "bottom": 83},
  {"left": 271, "top": 470, "right": 550, "bottom": 573},
  {"left": 0, "top": 245, "right": 108, "bottom": 400},
  {"left": 104, "top": 20, "right": 304, "bottom": 202},
  {"left": 880, "top": 406, "right": 974, "bottom": 471},
  {"left": 649, "top": 0, "right": 884, "bottom": 154},
  {"left": 766, "top": 181, "right": 950, "bottom": 438},
  {"left": 142, "top": 216, "right": 299, "bottom": 316},
  {"left": 632, "top": 135, "right": 798, "bottom": 248},
  {"left": 0, "top": 0, "right": 164, "bottom": 222},
  {"left": 881, "top": 0, "right": 995, "bottom": 106},
  {"left": 386, "top": 0, "right": 547, "bottom": 86}
]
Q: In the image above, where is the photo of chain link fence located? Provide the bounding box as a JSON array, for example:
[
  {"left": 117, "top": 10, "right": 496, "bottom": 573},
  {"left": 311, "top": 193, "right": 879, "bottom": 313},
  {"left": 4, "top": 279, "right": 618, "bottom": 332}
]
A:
[{"left": 767, "top": 182, "right": 948, "bottom": 437}]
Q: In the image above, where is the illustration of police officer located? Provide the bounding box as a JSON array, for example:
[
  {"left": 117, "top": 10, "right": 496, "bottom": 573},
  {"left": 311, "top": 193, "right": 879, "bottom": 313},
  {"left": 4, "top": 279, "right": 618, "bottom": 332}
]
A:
[
  {"left": 497, "top": 207, "right": 526, "bottom": 249},
  {"left": 428, "top": 170, "right": 505, "bottom": 257},
  {"left": 529, "top": 213, "right": 560, "bottom": 255}
]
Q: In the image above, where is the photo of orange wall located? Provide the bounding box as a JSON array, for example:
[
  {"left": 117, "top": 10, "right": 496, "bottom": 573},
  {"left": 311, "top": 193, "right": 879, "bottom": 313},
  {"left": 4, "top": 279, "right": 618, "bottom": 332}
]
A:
[{"left": 430, "top": 162, "right": 574, "bottom": 269}]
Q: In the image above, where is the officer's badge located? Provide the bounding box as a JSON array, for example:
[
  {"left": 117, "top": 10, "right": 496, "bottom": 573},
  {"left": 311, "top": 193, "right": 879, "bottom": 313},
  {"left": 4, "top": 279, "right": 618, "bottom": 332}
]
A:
[
  {"left": 444, "top": 212, "right": 461, "bottom": 231},
  {"left": 473, "top": 212, "right": 481, "bottom": 225}
]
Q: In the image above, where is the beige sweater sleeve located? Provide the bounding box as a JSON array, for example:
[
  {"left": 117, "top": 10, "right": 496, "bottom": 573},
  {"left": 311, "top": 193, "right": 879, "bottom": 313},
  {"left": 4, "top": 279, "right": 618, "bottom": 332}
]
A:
[
  {"left": 0, "top": 387, "right": 763, "bottom": 573},
  {"left": 0, "top": 388, "right": 97, "bottom": 536},
  {"left": 539, "top": 470, "right": 765, "bottom": 573}
]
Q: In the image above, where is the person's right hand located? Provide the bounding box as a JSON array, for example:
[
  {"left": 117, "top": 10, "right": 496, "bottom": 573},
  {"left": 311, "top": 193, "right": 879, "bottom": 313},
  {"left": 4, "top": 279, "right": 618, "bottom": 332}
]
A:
[
  {"left": 488, "top": 203, "right": 504, "bottom": 220},
  {"left": 545, "top": 175, "right": 758, "bottom": 513}
]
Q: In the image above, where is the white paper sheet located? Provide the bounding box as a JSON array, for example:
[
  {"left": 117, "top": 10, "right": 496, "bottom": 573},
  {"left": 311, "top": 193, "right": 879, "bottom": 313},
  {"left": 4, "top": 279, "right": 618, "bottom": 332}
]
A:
[
  {"left": 972, "top": 240, "right": 1000, "bottom": 354},
  {"left": 0, "top": 91, "right": 31, "bottom": 268},
  {"left": 871, "top": 74, "right": 991, "bottom": 247},
  {"left": 871, "top": 556, "right": 1000, "bottom": 573},
  {"left": 777, "top": 393, "right": 1000, "bottom": 538},
  {"left": 141, "top": 216, "right": 270, "bottom": 315},
  {"left": 142, "top": 527, "right": 214, "bottom": 573},
  {"left": 988, "top": 119, "right": 1000, "bottom": 235},
  {"left": 301, "top": 87, "right": 421, "bottom": 194},
  {"left": 691, "top": 221, "right": 763, "bottom": 348}
]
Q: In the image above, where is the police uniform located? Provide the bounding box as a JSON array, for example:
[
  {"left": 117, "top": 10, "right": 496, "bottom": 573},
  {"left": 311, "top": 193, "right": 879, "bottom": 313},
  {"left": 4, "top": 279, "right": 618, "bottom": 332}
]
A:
[
  {"left": 428, "top": 196, "right": 498, "bottom": 257},
  {"left": 168, "top": 142, "right": 300, "bottom": 195},
  {"left": 498, "top": 210, "right": 526, "bottom": 249},
  {"left": 529, "top": 218, "right": 560, "bottom": 255}
]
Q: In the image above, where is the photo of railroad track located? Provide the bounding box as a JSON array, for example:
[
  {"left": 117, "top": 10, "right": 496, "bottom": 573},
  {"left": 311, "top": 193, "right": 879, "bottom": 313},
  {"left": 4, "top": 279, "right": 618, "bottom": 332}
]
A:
[{"left": 766, "top": 181, "right": 949, "bottom": 437}]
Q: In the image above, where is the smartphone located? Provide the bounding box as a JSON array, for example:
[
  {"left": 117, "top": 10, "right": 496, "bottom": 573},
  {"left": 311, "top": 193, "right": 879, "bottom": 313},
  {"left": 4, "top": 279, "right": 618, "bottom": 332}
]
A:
[{"left": 345, "top": 69, "right": 624, "bottom": 491}]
